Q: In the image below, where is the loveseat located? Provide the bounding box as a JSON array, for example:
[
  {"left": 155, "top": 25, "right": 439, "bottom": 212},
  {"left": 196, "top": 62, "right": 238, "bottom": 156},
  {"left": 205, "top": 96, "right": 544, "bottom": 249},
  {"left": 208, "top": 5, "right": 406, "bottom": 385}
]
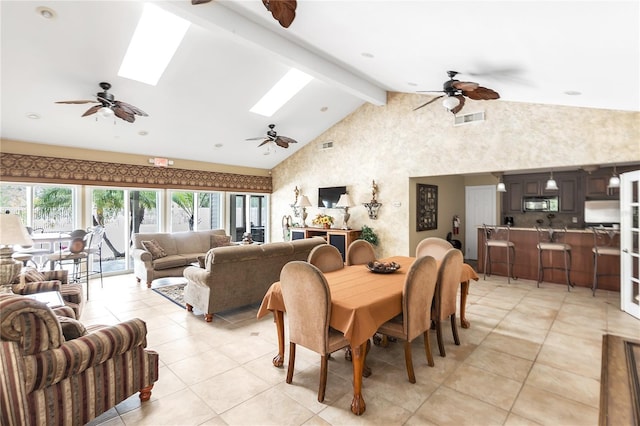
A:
[
  {"left": 183, "top": 237, "right": 326, "bottom": 321},
  {"left": 0, "top": 294, "right": 159, "bottom": 425},
  {"left": 132, "top": 229, "right": 229, "bottom": 287}
]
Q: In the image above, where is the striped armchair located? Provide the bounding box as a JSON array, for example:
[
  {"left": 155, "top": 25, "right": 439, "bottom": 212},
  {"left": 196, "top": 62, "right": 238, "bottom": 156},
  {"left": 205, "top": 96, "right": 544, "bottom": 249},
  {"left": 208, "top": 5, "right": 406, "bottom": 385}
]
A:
[
  {"left": 11, "top": 269, "right": 84, "bottom": 318},
  {"left": 0, "top": 294, "right": 159, "bottom": 426}
]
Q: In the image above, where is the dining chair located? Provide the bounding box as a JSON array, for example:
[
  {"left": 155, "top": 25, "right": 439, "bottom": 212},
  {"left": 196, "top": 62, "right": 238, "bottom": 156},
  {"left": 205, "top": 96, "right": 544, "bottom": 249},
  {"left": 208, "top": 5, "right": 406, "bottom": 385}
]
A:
[
  {"left": 307, "top": 244, "right": 344, "bottom": 273},
  {"left": 86, "top": 226, "right": 105, "bottom": 288},
  {"left": 47, "top": 229, "right": 93, "bottom": 299},
  {"left": 345, "top": 239, "right": 376, "bottom": 266},
  {"left": 415, "top": 237, "right": 453, "bottom": 260},
  {"left": 432, "top": 248, "right": 464, "bottom": 357},
  {"left": 280, "top": 261, "right": 350, "bottom": 402},
  {"left": 377, "top": 255, "right": 438, "bottom": 383}
]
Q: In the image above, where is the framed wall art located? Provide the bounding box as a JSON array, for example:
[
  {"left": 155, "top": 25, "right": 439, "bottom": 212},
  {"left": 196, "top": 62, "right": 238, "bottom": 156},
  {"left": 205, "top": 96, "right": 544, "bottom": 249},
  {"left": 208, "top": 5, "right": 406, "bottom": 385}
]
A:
[{"left": 417, "top": 184, "right": 438, "bottom": 231}]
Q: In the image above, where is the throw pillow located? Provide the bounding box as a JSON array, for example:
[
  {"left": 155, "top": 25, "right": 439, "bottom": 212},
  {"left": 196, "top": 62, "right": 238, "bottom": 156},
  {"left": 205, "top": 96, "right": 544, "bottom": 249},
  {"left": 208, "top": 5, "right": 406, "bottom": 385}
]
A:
[
  {"left": 197, "top": 255, "right": 206, "bottom": 268},
  {"left": 210, "top": 235, "right": 233, "bottom": 248},
  {"left": 58, "top": 316, "right": 88, "bottom": 340},
  {"left": 21, "top": 267, "right": 46, "bottom": 283},
  {"left": 141, "top": 239, "right": 167, "bottom": 260}
]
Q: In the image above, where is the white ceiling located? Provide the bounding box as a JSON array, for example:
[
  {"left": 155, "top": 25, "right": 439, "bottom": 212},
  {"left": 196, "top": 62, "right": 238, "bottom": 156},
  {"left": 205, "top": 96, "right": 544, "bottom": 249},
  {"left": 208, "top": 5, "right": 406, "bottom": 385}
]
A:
[{"left": 2, "top": 1, "right": 638, "bottom": 170}]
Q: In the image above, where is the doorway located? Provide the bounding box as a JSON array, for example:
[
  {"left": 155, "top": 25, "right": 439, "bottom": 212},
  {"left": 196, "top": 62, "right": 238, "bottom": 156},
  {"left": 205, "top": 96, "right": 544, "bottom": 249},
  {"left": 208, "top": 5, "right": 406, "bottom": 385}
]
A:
[
  {"left": 464, "top": 185, "right": 497, "bottom": 260},
  {"left": 620, "top": 169, "right": 639, "bottom": 319}
]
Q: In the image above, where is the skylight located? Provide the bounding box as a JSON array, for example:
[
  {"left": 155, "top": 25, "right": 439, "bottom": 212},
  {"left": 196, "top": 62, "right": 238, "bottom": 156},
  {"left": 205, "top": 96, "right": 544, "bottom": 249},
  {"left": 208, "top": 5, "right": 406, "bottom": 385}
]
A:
[
  {"left": 250, "top": 68, "right": 313, "bottom": 117},
  {"left": 118, "top": 3, "right": 190, "bottom": 86}
]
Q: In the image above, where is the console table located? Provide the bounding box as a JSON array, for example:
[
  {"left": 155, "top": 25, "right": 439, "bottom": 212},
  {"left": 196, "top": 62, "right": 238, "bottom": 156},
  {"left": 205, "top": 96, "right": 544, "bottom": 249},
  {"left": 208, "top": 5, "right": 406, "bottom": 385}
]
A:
[{"left": 291, "top": 227, "right": 362, "bottom": 261}]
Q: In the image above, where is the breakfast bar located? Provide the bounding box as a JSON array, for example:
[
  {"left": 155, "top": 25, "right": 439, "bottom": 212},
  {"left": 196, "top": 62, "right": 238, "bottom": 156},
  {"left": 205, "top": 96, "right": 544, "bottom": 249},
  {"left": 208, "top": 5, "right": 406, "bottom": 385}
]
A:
[{"left": 477, "top": 227, "right": 620, "bottom": 291}]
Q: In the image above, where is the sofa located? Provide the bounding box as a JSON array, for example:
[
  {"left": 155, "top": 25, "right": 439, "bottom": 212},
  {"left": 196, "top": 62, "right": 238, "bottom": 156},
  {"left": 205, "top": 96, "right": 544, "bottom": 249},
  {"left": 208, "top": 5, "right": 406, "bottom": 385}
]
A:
[
  {"left": 0, "top": 293, "right": 159, "bottom": 426},
  {"left": 183, "top": 237, "right": 327, "bottom": 322},
  {"left": 132, "top": 229, "right": 229, "bottom": 287}
]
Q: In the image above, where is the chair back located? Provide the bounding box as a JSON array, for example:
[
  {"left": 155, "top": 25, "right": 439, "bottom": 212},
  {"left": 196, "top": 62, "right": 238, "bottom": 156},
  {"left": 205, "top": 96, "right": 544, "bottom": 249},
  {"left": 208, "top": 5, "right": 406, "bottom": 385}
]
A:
[
  {"left": 87, "top": 226, "right": 105, "bottom": 251},
  {"left": 434, "top": 248, "right": 463, "bottom": 320},
  {"left": 68, "top": 229, "right": 89, "bottom": 254},
  {"left": 483, "top": 224, "right": 511, "bottom": 243},
  {"left": 403, "top": 256, "right": 438, "bottom": 341},
  {"left": 535, "top": 225, "right": 567, "bottom": 245},
  {"left": 280, "top": 261, "right": 332, "bottom": 354},
  {"left": 591, "top": 226, "right": 620, "bottom": 254},
  {"left": 307, "top": 244, "right": 344, "bottom": 273},
  {"left": 345, "top": 239, "right": 376, "bottom": 266},
  {"left": 416, "top": 237, "right": 452, "bottom": 260}
]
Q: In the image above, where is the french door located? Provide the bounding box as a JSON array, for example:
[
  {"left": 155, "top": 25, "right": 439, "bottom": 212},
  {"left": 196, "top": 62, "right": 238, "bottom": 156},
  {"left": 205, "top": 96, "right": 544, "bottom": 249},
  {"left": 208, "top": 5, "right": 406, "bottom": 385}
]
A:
[{"left": 620, "top": 169, "right": 639, "bottom": 319}]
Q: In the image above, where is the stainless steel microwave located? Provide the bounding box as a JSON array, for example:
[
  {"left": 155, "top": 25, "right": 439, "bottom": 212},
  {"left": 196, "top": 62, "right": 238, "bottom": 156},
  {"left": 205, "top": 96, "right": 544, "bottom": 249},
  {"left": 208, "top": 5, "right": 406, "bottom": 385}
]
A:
[{"left": 522, "top": 196, "right": 559, "bottom": 212}]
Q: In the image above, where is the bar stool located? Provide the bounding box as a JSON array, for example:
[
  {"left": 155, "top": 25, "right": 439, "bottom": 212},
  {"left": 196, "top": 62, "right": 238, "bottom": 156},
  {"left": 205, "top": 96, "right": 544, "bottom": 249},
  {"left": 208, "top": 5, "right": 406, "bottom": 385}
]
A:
[
  {"left": 591, "top": 226, "right": 620, "bottom": 296},
  {"left": 535, "top": 226, "right": 573, "bottom": 291},
  {"left": 482, "top": 224, "right": 517, "bottom": 283}
]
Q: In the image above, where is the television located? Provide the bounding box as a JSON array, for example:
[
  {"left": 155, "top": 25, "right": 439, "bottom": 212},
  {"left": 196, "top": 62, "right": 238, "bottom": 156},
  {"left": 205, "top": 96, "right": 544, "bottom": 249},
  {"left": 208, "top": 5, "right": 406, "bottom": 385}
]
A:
[{"left": 318, "top": 186, "right": 346, "bottom": 208}]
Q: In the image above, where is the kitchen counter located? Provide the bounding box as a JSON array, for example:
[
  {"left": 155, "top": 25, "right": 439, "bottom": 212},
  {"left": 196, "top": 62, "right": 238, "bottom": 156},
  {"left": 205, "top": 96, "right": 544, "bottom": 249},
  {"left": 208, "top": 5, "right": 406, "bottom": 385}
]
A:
[{"left": 477, "top": 227, "right": 620, "bottom": 291}]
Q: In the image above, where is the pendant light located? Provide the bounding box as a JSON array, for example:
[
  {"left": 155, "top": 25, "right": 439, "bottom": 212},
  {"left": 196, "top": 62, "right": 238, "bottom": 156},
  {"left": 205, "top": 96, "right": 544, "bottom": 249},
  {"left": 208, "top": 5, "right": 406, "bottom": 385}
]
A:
[
  {"left": 608, "top": 166, "right": 620, "bottom": 188},
  {"left": 545, "top": 171, "right": 558, "bottom": 191}
]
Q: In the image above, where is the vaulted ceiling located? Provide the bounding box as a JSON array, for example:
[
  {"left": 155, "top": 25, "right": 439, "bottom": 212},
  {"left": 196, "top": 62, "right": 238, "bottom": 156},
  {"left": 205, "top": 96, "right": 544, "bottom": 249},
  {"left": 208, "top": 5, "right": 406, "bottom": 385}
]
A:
[{"left": 1, "top": 1, "right": 638, "bottom": 170}]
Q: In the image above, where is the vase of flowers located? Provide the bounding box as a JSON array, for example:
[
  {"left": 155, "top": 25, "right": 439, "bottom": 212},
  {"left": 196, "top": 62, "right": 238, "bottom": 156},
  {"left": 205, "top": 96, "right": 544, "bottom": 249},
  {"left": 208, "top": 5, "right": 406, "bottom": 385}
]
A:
[{"left": 312, "top": 213, "right": 334, "bottom": 229}]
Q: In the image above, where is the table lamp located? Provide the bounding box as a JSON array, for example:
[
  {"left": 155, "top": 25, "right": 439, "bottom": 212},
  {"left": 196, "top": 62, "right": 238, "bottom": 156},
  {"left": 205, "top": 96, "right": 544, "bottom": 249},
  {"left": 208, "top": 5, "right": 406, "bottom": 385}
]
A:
[
  {"left": 336, "top": 193, "right": 354, "bottom": 229},
  {"left": 296, "top": 195, "right": 312, "bottom": 227},
  {"left": 0, "top": 214, "right": 34, "bottom": 293}
]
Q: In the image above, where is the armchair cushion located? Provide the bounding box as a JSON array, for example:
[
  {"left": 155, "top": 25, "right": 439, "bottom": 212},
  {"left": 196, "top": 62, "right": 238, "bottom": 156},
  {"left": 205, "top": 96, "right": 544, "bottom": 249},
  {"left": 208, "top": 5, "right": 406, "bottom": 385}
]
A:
[
  {"left": 57, "top": 316, "right": 88, "bottom": 340},
  {"left": 141, "top": 239, "right": 167, "bottom": 260},
  {"left": 20, "top": 267, "right": 46, "bottom": 283}
]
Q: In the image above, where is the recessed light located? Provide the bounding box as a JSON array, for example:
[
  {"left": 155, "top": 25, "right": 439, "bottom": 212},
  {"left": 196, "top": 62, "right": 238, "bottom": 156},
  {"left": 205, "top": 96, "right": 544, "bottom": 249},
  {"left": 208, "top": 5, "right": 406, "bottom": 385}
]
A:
[
  {"left": 214, "top": 143, "right": 223, "bottom": 148},
  {"left": 361, "top": 52, "right": 374, "bottom": 59},
  {"left": 138, "top": 130, "right": 148, "bottom": 136},
  {"left": 564, "top": 90, "right": 582, "bottom": 96},
  {"left": 26, "top": 113, "right": 40, "bottom": 119},
  {"left": 407, "top": 82, "right": 418, "bottom": 87},
  {"left": 36, "top": 6, "right": 56, "bottom": 19},
  {"left": 320, "top": 106, "right": 328, "bottom": 112}
]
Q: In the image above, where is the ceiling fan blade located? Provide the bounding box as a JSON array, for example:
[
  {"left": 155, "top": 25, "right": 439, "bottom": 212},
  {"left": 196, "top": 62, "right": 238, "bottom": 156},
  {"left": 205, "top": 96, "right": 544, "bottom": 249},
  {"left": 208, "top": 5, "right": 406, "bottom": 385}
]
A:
[
  {"left": 275, "top": 136, "right": 297, "bottom": 148},
  {"left": 450, "top": 95, "right": 466, "bottom": 115},
  {"left": 81, "top": 105, "right": 101, "bottom": 117},
  {"left": 453, "top": 81, "right": 479, "bottom": 91},
  {"left": 246, "top": 135, "right": 267, "bottom": 141},
  {"left": 55, "top": 100, "right": 98, "bottom": 104},
  {"left": 114, "top": 100, "right": 148, "bottom": 116},
  {"left": 464, "top": 86, "right": 500, "bottom": 100},
  {"left": 191, "top": 0, "right": 212, "bottom": 4},
  {"left": 113, "top": 106, "right": 136, "bottom": 123},
  {"left": 262, "top": 0, "right": 296, "bottom": 28},
  {"left": 413, "top": 95, "right": 444, "bottom": 111},
  {"left": 257, "top": 139, "right": 270, "bottom": 147}
]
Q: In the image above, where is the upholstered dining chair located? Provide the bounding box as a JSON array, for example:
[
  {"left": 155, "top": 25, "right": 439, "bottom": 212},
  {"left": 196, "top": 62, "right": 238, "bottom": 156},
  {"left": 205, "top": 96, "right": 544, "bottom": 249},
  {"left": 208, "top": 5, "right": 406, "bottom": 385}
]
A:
[
  {"left": 415, "top": 237, "right": 453, "bottom": 260},
  {"left": 345, "top": 239, "right": 376, "bottom": 266},
  {"left": 280, "top": 261, "right": 350, "bottom": 402},
  {"left": 307, "top": 244, "right": 344, "bottom": 273},
  {"left": 377, "top": 255, "right": 438, "bottom": 383},
  {"left": 432, "top": 248, "right": 464, "bottom": 357}
]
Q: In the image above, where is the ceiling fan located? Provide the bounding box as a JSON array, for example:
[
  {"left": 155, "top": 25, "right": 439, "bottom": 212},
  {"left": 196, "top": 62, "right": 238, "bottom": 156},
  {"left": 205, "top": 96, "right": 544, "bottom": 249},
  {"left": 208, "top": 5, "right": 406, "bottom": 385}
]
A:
[
  {"left": 192, "top": 0, "right": 297, "bottom": 28},
  {"left": 414, "top": 71, "right": 500, "bottom": 114},
  {"left": 55, "top": 82, "right": 148, "bottom": 123},
  {"left": 246, "top": 124, "right": 298, "bottom": 149}
]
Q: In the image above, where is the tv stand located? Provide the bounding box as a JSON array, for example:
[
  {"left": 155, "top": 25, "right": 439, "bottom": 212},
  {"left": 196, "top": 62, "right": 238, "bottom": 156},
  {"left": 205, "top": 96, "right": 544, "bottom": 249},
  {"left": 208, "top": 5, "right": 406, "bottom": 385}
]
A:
[{"left": 290, "top": 227, "right": 362, "bottom": 261}]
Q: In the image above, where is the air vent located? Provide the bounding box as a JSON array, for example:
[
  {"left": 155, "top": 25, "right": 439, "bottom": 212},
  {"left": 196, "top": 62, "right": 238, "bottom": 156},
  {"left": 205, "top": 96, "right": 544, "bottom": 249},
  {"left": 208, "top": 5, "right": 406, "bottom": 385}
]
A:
[
  {"left": 320, "top": 141, "right": 334, "bottom": 150},
  {"left": 454, "top": 111, "right": 485, "bottom": 126}
]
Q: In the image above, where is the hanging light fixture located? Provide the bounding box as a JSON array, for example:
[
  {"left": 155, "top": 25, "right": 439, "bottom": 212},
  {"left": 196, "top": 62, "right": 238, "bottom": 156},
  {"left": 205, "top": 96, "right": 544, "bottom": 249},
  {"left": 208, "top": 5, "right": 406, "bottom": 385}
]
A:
[
  {"left": 98, "top": 106, "right": 114, "bottom": 119},
  {"left": 496, "top": 173, "right": 506, "bottom": 192},
  {"left": 608, "top": 166, "right": 620, "bottom": 188},
  {"left": 545, "top": 171, "right": 558, "bottom": 191},
  {"left": 442, "top": 96, "right": 460, "bottom": 111}
]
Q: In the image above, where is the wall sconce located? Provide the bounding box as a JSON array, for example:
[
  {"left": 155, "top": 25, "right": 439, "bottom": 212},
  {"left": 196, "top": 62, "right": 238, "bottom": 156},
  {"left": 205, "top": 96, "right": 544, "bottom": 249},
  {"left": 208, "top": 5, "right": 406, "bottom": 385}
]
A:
[
  {"left": 290, "top": 186, "right": 301, "bottom": 217},
  {"left": 336, "top": 193, "right": 354, "bottom": 229},
  {"left": 608, "top": 166, "right": 620, "bottom": 188},
  {"left": 545, "top": 171, "right": 558, "bottom": 191},
  {"left": 363, "top": 180, "right": 382, "bottom": 220},
  {"left": 296, "top": 195, "right": 312, "bottom": 227}
]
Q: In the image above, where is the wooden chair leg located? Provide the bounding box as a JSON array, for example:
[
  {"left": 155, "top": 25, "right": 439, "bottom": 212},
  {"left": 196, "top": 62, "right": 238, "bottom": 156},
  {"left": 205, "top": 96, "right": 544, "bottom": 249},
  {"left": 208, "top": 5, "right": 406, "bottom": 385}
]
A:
[
  {"left": 286, "top": 342, "right": 296, "bottom": 384},
  {"left": 403, "top": 341, "right": 416, "bottom": 383},
  {"left": 436, "top": 318, "right": 446, "bottom": 357},
  {"left": 318, "top": 354, "right": 328, "bottom": 402},
  {"left": 450, "top": 313, "right": 460, "bottom": 345},
  {"left": 139, "top": 384, "right": 154, "bottom": 402},
  {"left": 423, "top": 330, "right": 434, "bottom": 367}
]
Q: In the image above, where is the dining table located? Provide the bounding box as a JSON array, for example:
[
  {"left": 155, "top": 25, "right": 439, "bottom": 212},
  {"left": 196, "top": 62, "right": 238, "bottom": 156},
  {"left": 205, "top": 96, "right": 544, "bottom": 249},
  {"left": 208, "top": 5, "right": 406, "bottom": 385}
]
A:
[
  {"left": 257, "top": 255, "right": 479, "bottom": 415},
  {"left": 30, "top": 232, "right": 71, "bottom": 268}
]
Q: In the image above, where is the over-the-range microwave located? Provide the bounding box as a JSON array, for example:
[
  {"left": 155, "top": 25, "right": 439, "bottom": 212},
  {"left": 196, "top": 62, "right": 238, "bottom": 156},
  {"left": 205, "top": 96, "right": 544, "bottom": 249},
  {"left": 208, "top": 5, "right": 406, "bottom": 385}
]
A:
[{"left": 522, "top": 196, "right": 559, "bottom": 212}]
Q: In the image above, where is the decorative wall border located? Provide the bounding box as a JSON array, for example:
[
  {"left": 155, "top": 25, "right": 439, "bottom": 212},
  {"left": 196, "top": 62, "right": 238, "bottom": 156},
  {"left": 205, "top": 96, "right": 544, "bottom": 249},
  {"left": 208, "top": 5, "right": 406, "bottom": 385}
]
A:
[{"left": 0, "top": 153, "right": 272, "bottom": 193}]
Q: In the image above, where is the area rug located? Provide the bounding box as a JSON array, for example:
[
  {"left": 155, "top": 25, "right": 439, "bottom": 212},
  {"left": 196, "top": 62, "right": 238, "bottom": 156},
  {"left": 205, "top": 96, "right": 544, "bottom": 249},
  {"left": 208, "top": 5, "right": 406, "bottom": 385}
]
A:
[{"left": 151, "top": 283, "right": 186, "bottom": 309}]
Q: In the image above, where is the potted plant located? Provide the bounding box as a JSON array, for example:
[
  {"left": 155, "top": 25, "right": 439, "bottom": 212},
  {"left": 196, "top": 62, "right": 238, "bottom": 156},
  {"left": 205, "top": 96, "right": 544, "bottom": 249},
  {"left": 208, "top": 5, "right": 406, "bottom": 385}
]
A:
[{"left": 360, "top": 225, "right": 379, "bottom": 246}]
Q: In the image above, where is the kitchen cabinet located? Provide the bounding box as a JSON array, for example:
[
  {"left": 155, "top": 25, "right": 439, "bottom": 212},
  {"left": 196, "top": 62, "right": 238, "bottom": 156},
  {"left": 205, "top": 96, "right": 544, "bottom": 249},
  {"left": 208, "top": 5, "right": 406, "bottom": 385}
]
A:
[
  {"left": 503, "top": 180, "right": 523, "bottom": 213},
  {"left": 585, "top": 168, "right": 619, "bottom": 199},
  {"left": 558, "top": 175, "right": 580, "bottom": 213}
]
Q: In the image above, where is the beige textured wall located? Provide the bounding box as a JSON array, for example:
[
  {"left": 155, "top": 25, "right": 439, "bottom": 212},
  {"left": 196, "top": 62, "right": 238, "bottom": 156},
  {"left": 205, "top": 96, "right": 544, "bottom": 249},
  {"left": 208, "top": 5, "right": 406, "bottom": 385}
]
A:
[{"left": 272, "top": 92, "right": 640, "bottom": 258}]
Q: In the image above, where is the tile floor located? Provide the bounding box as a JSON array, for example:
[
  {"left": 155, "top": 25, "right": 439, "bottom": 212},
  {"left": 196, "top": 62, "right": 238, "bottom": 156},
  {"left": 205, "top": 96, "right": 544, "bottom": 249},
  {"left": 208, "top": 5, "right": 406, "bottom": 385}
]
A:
[{"left": 81, "top": 273, "right": 639, "bottom": 426}]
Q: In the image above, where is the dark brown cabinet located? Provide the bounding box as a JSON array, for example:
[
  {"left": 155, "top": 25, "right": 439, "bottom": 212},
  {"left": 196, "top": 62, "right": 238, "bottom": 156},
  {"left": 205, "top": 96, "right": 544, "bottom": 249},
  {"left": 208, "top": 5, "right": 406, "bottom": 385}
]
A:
[
  {"left": 503, "top": 180, "right": 524, "bottom": 213},
  {"left": 585, "top": 169, "right": 619, "bottom": 199},
  {"left": 558, "top": 175, "right": 579, "bottom": 213}
]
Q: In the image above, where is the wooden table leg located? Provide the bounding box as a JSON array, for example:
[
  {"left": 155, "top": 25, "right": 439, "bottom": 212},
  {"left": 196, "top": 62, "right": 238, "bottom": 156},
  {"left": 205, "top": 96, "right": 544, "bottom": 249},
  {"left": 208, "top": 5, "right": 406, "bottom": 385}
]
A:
[
  {"left": 350, "top": 341, "right": 367, "bottom": 415},
  {"left": 460, "top": 280, "right": 470, "bottom": 329},
  {"left": 272, "top": 310, "right": 285, "bottom": 367}
]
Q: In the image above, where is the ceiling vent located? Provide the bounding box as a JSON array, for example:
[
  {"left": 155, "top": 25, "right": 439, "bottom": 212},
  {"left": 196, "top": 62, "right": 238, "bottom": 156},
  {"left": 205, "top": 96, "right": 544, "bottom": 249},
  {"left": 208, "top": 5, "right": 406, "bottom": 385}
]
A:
[
  {"left": 454, "top": 111, "right": 485, "bottom": 126},
  {"left": 320, "top": 140, "right": 334, "bottom": 150}
]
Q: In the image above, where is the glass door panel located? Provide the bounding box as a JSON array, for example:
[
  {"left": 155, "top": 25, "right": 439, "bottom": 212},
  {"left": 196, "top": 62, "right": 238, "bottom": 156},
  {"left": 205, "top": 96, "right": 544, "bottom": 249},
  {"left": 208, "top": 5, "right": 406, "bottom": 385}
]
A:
[
  {"left": 621, "top": 170, "right": 640, "bottom": 319},
  {"left": 230, "top": 194, "right": 246, "bottom": 241},
  {"left": 249, "top": 195, "right": 266, "bottom": 243},
  {"left": 91, "top": 188, "right": 126, "bottom": 273}
]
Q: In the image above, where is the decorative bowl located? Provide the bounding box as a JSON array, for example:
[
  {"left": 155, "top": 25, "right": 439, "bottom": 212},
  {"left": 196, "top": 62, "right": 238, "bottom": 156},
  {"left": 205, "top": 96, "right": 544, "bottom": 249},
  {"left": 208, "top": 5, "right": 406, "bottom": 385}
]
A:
[{"left": 366, "top": 261, "right": 401, "bottom": 274}]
